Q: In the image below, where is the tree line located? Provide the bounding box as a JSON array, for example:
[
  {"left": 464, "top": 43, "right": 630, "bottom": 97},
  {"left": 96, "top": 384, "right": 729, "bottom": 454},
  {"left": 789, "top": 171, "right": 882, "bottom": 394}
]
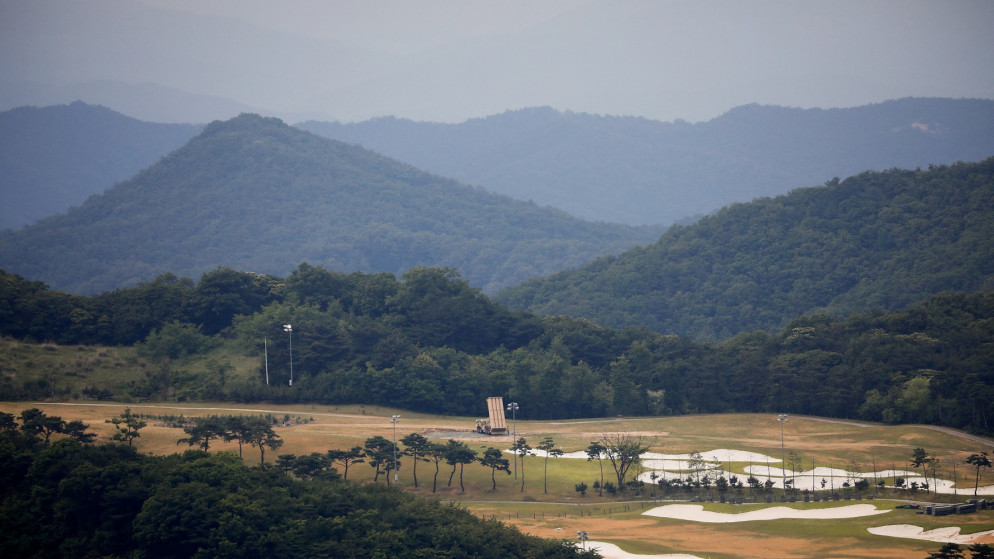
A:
[{"left": 2, "top": 263, "right": 993, "bottom": 435}]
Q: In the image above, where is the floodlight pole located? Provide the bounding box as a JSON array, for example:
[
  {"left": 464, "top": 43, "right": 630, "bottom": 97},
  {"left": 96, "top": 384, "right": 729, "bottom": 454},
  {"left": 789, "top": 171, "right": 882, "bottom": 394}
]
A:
[
  {"left": 577, "top": 530, "right": 588, "bottom": 551},
  {"left": 507, "top": 402, "right": 519, "bottom": 483},
  {"left": 778, "top": 413, "right": 789, "bottom": 494},
  {"left": 283, "top": 324, "right": 293, "bottom": 386},
  {"left": 391, "top": 415, "right": 400, "bottom": 483}
]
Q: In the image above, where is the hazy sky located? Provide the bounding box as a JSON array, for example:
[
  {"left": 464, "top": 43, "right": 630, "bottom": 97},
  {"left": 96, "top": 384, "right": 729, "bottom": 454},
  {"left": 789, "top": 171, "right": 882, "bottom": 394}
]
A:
[{"left": 2, "top": 0, "right": 993, "bottom": 123}]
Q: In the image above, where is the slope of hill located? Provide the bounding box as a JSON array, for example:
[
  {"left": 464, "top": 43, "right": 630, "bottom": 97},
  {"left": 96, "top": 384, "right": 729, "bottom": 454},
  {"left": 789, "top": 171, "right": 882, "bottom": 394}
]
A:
[
  {"left": 298, "top": 98, "right": 994, "bottom": 225},
  {"left": 495, "top": 158, "right": 994, "bottom": 341},
  {"left": 0, "top": 113, "right": 657, "bottom": 294},
  {"left": 0, "top": 102, "right": 201, "bottom": 230}
]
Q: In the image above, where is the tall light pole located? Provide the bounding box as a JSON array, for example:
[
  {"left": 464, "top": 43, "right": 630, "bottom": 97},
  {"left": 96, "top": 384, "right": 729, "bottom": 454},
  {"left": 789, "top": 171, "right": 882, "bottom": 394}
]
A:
[
  {"left": 778, "top": 413, "right": 788, "bottom": 495},
  {"left": 283, "top": 324, "right": 293, "bottom": 386},
  {"left": 576, "top": 530, "right": 589, "bottom": 551},
  {"left": 391, "top": 414, "right": 400, "bottom": 483},
  {"left": 507, "top": 402, "right": 519, "bottom": 483}
]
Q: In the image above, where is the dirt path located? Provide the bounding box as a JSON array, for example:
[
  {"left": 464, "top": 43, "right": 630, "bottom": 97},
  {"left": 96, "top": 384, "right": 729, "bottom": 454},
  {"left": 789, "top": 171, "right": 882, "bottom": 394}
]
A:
[{"left": 33, "top": 401, "right": 369, "bottom": 420}]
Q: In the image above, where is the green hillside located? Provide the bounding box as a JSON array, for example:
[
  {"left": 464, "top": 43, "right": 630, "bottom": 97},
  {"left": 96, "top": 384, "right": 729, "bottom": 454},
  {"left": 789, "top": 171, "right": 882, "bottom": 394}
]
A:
[
  {"left": 495, "top": 158, "right": 994, "bottom": 340},
  {"left": 2, "top": 264, "right": 992, "bottom": 434},
  {"left": 0, "top": 113, "right": 657, "bottom": 294}
]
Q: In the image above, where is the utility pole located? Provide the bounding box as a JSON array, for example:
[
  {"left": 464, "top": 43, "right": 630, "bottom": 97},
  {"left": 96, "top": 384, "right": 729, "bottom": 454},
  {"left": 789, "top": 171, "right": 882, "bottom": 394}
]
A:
[
  {"left": 507, "top": 402, "right": 519, "bottom": 483},
  {"left": 391, "top": 415, "right": 401, "bottom": 483},
  {"left": 778, "top": 413, "right": 789, "bottom": 496},
  {"left": 283, "top": 324, "right": 293, "bottom": 386}
]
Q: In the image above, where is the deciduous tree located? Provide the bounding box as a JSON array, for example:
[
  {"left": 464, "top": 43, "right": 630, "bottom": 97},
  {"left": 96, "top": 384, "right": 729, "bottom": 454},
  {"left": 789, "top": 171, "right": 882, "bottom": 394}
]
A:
[{"left": 599, "top": 433, "right": 655, "bottom": 492}]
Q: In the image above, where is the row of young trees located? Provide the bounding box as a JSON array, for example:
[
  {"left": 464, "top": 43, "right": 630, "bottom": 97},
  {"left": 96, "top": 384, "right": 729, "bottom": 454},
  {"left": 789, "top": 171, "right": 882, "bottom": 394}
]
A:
[
  {"left": 270, "top": 432, "right": 657, "bottom": 497},
  {"left": 2, "top": 406, "right": 658, "bottom": 498},
  {"left": 11, "top": 407, "right": 990, "bottom": 501},
  {"left": 2, "top": 408, "right": 96, "bottom": 444},
  {"left": 174, "top": 414, "right": 284, "bottom": 464}
]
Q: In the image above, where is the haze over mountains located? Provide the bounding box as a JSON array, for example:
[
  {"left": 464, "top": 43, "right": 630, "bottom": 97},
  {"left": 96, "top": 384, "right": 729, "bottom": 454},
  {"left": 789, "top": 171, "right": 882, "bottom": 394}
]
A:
[
  {"left": 4, "top": 1, "right": 992, "bottom": 125},
  {"left": 0, "top": 114, "right": 656, "bottom": 295},
  {"left": 300, "top": 98, "right": 994, "bottom": 225},
  {"left": 0, "top": 102, "right": 201, "bottom": 229},
  {"left": 3, "top": 98, "right": 992, "bottom": 231}
]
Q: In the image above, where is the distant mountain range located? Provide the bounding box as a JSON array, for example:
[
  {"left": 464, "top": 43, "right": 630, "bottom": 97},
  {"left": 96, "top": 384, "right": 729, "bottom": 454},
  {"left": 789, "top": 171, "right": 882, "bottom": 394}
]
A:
[
  {"left": 0, "top": 102, "right": 201, "bottom": 229},
  {"left": 495, "top": 157, "right": 994, "bottom": 341},
  {"left": 0, "top": 114, "right": 656, "bottom": 294},
  {"left": 4, "top": 98, "right": 992, "bottom": 232},
  {"left": 299, "top": 97, "right": 994, "bottom": 225}
]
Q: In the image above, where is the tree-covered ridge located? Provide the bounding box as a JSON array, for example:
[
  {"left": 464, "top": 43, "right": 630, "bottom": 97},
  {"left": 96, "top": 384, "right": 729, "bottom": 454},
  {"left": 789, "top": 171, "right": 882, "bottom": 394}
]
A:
[
  {"left": 299, "top": 98, "right": 994, "bottom": 225},
  {"left": 496, "top": 158, "right": 994, "bottom": 341},
  {"left": 0, "top": 102, "right": 201, "bottom": 230},
  {"left": 0, "top": 113, "right": 657, "bottom": 295},
  {"left": 2, "top": 264, "right": 992, "bottom": 434}
]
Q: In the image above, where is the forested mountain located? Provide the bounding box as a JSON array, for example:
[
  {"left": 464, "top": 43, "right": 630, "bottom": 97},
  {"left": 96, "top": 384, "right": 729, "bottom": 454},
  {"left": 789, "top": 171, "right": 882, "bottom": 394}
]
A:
[
  {"left": 0, "top": 113, "right": 657, "bottom": 294},
  {"left": 2, "top": 265, "right": 992, "bottom": 433},
  {"left": 496, "top": 158, "right": 994, "bottom": 341},
  {"left": 298, "top": 98, "right": 994, "bottom": 225},
  {"left": 6, "top": 98, "right": 989, "bottom": 232},
  {"left": 0, "top": 102, "right": 201, "bottom": 229}
]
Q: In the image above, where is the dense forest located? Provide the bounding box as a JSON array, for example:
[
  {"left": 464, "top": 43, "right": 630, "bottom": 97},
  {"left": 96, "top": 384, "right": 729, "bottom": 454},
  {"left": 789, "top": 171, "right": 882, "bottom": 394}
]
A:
[
  {"left": 3, "top": 263, "right": 992, "bottom": 434},
  {"left": 300, "top": 98, "right": 994, "bottom": 225},
  {"left": 496, "top": 158, "right": 994, "bottom": 340},
  {"left": 0, "top": 420, "right": 593, "bottom": 558},
  {"left": 0, "top": 113, "right": 657, "bottom": 294}
]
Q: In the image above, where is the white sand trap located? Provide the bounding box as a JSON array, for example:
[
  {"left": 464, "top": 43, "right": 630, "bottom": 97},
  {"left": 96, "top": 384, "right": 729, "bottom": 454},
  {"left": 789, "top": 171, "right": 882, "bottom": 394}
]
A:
[
  {"left": 587, "top": 541, "right": 702, "bottom": 559},
  {"left": 643, "top": 503, "right": 890, "bottom": 523},
  {"left": 868, "top": 524, "right": 994, "bottom": 544}
]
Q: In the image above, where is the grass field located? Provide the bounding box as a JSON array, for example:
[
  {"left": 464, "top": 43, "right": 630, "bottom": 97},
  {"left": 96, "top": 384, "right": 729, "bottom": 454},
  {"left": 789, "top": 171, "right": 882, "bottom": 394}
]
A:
[{"left": 3, "top": 400, "right": 993, "bottom": 558}]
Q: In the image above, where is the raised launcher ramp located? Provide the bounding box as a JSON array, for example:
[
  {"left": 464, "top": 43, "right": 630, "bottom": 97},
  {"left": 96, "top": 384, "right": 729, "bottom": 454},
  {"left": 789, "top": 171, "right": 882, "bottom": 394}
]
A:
[{"left": 485, "top": 396, "right": 508, "bottom": 435}]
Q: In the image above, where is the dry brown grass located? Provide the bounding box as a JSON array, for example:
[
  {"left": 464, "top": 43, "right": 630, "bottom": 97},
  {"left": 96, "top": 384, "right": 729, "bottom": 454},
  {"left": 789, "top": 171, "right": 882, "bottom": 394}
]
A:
[{"left": 4, "top": 401, "right": 993, "bottom": 558}]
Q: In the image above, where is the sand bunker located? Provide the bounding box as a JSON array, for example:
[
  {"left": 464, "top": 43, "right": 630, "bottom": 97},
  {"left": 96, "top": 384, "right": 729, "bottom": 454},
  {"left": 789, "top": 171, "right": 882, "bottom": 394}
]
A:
[
  {"left": 586, "top": 541, "right": 702, "bottom": 559},
  {"left": 511, "top": 447, "right": 994, "bottom": 495},
  {"left": 868, "top": 524, "right": 994, "bottom": 544},
  {"left": 643, "top": 503, "right": 890, "bottom": 523}
]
